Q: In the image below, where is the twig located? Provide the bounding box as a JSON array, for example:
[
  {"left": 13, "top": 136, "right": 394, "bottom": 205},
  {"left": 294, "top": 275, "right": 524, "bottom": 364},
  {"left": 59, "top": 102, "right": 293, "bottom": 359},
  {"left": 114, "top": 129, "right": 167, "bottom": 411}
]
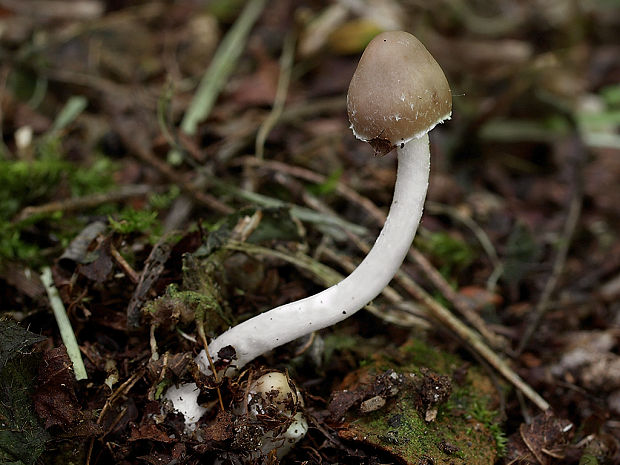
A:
[
  {"left": 14, "top": 185, "right": 153, "bottom": 222},
  {"left": 114, "top": 119, "right": 232, "bottom": 215},
  {"left": 239, "top": 156, "right": 386, "bottom": 224},
  {"left": 102, "top": 406, "right": 128, "bottom": 438},
  {"left": 40, "top": 267, "right": 88, "bottom": 381},
  {"left": 196, "top": 323, "right": 225, "bottom": 412},
  {"left": 395, "top": 269, "right": 550, "bottom": 411},
  {"left": 255, "top": 32, "right": 296, "bottom": 159},
  {"left": 272, "top": 171, "right": 362, "bottom": 240},
  {"left": 407, "top": 247, "right": 508, "bottom": 350},
  {"left": 294, "top": 332, "right": 316, "bottom": 357},
  {"left": 86, "top": 369, "right": 145, "bottom": 465},
  {"left": 208, "top": 176, "right": 368, "bottom": 236},
  {"left": 109, "top": 244, "right": 140, "bottom": 284}
]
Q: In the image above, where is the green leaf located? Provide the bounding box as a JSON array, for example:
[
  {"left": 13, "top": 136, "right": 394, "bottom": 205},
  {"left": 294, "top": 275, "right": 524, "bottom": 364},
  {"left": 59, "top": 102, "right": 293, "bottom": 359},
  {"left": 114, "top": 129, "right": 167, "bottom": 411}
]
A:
[{"left": 48, "top": 96, "right": 88, "bottom": 135}]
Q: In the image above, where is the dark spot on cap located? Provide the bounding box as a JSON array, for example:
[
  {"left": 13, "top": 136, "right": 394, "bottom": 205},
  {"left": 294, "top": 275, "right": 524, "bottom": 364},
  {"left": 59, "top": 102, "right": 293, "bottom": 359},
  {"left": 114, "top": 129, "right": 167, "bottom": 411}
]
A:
[{"left": 368, "top": 137, "right": 395, "bottom": 156}]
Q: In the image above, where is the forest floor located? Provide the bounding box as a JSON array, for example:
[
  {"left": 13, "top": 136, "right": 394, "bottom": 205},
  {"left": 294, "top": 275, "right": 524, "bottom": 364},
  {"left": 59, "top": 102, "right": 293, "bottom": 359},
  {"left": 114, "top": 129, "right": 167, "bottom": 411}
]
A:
[{"left": 1, "top": 1, "right": 620, "bottom": 464}]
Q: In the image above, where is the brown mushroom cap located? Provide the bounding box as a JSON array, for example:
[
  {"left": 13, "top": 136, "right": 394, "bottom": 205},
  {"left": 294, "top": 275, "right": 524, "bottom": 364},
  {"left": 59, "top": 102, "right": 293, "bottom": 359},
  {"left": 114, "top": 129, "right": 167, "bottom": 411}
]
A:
[{"left": 347, "top": 31, "right": 452, "bottom": 154}]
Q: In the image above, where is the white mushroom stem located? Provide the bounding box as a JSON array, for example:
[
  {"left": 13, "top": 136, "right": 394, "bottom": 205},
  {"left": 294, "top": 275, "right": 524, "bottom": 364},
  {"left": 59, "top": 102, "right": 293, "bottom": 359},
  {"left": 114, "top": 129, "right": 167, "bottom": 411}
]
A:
[
  {"left": 164, "top": 382, "right": 206, "bottom": 430},
  {"left": 196, "top": 133, "right": 431, "bottom": 375},
  {"left": 165, "top": 134, "right": 431, "bottom": 429}
]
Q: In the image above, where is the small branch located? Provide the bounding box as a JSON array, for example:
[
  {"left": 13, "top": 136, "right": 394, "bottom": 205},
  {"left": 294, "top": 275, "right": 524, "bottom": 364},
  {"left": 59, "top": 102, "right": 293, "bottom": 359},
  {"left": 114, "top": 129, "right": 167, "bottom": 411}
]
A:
[
  {"left": 14, "top": 185, "right": 153, "bottom": 223},
  {"left": 407, "top": 247, "right": 508, "bottom": 350},
  {"left": 196, "top": 323, "right": 225, "bottom": 412},
  {"left": 109, "top": 244, "right": 140, "bottom": 284},
  {"left": 40, "top": 266, "right": 88, "bottom": 381},
  {"left": 255, "top": 32, "right": 296, "bottom": 159},
  {"left": 208, "top": 176, "right": 368, "bottom": 236},
  {"left": 239, "top": 156, "right": 386, "bottom": 224},
  {"left": 114, "top": 120, "right": 232, "bottom": 215}
]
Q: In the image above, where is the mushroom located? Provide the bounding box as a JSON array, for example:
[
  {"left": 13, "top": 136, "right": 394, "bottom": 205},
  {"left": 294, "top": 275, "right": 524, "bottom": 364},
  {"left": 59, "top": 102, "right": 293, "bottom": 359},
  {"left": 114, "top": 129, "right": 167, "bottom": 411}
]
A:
[
  {"left": 197, "top": 30, "right": 451, "bottom": 374},
  {"left": 166, "top": 30, "right": 452, "bottom": 431},
  {"left": 242, "top": 371, "right": 308, "bottom": 459},
  {"left": 164, "top": 382, "right": 206, "bottom": 430}
]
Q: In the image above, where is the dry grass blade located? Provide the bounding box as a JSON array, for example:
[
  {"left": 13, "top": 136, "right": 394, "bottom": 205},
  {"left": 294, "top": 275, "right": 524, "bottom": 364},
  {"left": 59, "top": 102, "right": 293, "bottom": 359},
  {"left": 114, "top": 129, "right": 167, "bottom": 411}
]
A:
[{"left": 180, "top": 0, "right": 266, "bottom": 134}]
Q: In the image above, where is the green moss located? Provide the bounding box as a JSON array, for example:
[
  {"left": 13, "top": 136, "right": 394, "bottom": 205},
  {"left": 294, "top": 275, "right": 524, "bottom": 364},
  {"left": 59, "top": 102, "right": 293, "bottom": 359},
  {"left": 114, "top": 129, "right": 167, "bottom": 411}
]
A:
[
  {"left": 143, "top": 282, "right": 232, "bottom": 335},
  {"left": 70, "top": 155, "right": 117, "bottom": 197},
  {"left": 414, "top": 230, "right": 474, "bottom": 278},
  {"left": 402, "top": 337, "right": 459, "bottom": 371},
  {"left": 342, "top": 338, "right": 500, "bottom": 465},
  {"left": 0, "top": 138, "right": 117, "bottom": 265},
  {"left": 148, "top": 185, "right": 181, "bottom": 210},
  {"left": 109, "top": 208, "right": 160, "bottom": 236},
  {"left": 471, "top": 401, "right": 508, "bottom": 456}
]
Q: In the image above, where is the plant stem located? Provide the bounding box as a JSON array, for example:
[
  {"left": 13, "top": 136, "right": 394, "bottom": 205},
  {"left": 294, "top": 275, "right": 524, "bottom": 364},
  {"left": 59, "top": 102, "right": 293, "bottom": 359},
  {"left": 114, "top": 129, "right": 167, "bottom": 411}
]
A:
[{"left": 41, "top": 266, "right": 88, "bottom": 380}]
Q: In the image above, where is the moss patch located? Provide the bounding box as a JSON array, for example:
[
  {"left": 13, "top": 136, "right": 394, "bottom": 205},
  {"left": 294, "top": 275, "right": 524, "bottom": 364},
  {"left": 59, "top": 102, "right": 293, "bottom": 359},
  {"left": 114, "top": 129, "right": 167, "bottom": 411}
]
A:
[{"left": 335, "top": 338, "right": 501, "bottom": 465}]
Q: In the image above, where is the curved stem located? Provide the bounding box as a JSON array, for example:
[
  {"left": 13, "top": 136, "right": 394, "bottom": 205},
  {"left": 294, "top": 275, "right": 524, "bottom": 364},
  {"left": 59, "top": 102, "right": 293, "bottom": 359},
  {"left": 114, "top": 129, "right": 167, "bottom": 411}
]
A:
[{"left": 197, "top": 134, "right": 431, "bottom": 374}]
